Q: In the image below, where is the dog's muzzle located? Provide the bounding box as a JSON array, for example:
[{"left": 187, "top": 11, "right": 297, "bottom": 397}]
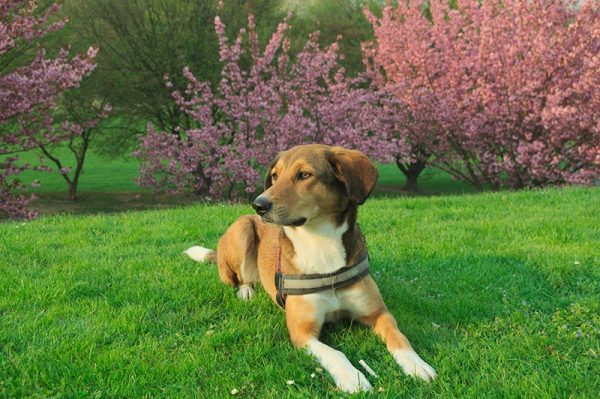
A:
[{"left": 252, "top": 195, "right": 272, "bottom": 216}]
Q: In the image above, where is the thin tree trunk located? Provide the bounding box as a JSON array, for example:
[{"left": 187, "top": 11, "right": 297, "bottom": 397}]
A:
[
  {"left": 65, "top": 127, "right": 91, "bottom": 201},
  {"left": 67, "top": 183, "right": 77, "bottom": 200}
]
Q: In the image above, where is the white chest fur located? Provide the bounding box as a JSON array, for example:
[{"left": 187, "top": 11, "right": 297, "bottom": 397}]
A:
[{"left": 284, "top": 221, "right": 348, "bottom": 275}]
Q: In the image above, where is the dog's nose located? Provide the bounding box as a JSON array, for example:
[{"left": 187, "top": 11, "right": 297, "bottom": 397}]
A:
[{"left": 252, "top": 196, "right": 272, "bottom": 216}]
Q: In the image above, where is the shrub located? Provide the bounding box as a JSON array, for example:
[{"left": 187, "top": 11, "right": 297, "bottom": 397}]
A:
[
  {"left": 135, "top": 14, "right": 403, "bottom": 199},
  {"left": 365, "top": 0, "right": 600, "bottom": 189}
]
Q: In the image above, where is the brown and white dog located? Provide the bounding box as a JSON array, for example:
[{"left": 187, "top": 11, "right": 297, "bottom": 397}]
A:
[{"left": 186, "top": 144, "right": 436, "bottom": 392}]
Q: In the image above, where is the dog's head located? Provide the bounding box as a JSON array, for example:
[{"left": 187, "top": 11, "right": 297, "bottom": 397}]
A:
[{"left": 252, "top": 144, "right": 378, "bottom": 227}]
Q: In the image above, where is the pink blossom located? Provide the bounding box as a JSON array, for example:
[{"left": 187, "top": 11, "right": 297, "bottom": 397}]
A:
[
  {"left": 1, "top": 1, "right": 96, "bottom": 218},
  {"left": 136, "top": 13, "right": 405, "bottom": 199},
  {"left": 365, "top": 0, "right": 600, "bottom": 189}
]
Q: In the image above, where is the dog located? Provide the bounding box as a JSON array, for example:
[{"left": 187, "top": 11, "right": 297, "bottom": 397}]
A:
[{"left": 186, "top": 144, "right": 436, "bottom": 392}]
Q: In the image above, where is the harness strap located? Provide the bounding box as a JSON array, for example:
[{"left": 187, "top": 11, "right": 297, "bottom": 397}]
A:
[
  {"left": 274, "top": 244, "right": 286, "bottom": 308},
  {"left": 274, "top": 251, "right": 370, "bottom": 309}
]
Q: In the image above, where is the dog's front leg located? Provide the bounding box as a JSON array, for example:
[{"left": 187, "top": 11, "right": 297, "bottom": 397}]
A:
[
  {"left": 361, "top": 308, "right": 437, "bottom": 382},
  {"left": 341, "top": 278, "right": 437, "bottom": 382},
  {"left": 285, "top": 296, "right": 373, "bottom": 393}
]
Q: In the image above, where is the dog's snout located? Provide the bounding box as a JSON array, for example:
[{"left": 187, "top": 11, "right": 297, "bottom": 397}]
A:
[{"left": 252, "top": 196, "right": 272, "bottom": 216}]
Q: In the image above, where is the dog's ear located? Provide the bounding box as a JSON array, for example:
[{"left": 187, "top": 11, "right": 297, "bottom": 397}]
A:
[
  {"left": 328, "top": 147, "right": 378, "bottom": 205},
  {"left": 264, "top": 153, "right": 281, "bottom": 189}
]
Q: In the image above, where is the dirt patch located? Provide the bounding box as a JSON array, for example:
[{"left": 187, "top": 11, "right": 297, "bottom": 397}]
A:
[{"left": 29, "top": 191, "right": 206, "bottom": 216}]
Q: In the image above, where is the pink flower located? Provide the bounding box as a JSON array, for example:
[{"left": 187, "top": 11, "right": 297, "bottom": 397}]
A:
[
  {"left": 135, "top": 12, "right": 404, "bottom": 199},
  {"left": 1, "top": 1, "right": 96, "bottom": 218},
  {"left": 365, "top": 0, "right": 600, "bottom": 189}
]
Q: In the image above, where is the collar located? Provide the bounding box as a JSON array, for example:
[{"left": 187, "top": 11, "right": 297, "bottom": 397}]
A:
[{"left": 274, "top": 249, "right": 370, "bottom": 309}]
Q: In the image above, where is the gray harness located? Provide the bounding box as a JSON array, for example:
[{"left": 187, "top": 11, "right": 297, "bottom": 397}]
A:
[{"left": 274, "top": 250, "right": 370, "bottom": 309}]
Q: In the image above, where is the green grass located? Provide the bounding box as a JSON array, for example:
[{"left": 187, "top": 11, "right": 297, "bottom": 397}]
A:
[
  {"left": 1, "top": 187, "right": 598, "bottom": 398},
  {"left": 16, "top": 147, "right": 473, "bottom": 195},
  {"left": 375, "top": 164, "right": 477, "bottom": 196},
  {"left": 15, "top": 147, "right": 142, "bottom": 193},
  {"left": 11, "top": 147, "right": 477, "bottom": 216}
]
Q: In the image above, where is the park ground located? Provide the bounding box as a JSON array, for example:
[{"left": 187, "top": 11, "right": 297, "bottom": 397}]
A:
[
  {"left": 14, "top": 147, "right": 477, "bottom": 216},
  {"left": 1, "top": 152, "right": 599, "bottom": 398}
]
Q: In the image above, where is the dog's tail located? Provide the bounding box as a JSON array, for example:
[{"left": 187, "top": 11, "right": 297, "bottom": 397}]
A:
[{"left": 184, "top": 246, "right": 217, "bottom": 263}]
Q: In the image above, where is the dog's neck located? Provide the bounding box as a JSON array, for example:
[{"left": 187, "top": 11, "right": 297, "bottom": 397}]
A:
[{"left": 284, "top": 217, "right": 349, "bottom": 275}]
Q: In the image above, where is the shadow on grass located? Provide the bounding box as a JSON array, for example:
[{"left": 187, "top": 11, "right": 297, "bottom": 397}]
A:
[
  {"left": 15, "top": 163, "right": 486, "bottom": 216},
  {"left": 376, "top": 254, "right": 560, "bottom": 322},
  {"left": 28, "top": 191, "right": 205, "bottom": 216},
  {"left": 27, "top": 182, "right": 483, "bottom": 217},
  {"left": 309, "top": 254, "right": 563, "bottom": 352}
]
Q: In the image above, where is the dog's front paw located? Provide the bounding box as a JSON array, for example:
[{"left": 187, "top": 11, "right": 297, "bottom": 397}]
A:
[
  {"left": 236, "top": 284, "right": 255, "bottom": 300},
  {"left": 333, "top": 367, "right": 373, "bottom": 393},
  {"left": 392, "top": 349, "right": 437, "bottom": 382}
]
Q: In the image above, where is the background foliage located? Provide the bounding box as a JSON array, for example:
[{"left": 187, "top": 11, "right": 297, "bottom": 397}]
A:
[{"left": 1, "top": 0, "right": 599, "bottom": 216}]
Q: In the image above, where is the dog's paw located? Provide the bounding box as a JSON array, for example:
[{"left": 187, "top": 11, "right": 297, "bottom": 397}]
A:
[
  {"left": 333, "top": 367, "right": 373, "bottom": 393},
  {"left": 236, "top": 285, "right": 255, "bottom": 300},
  {"left": 306, "top": 339, "right": 373, "bottom": 393},
  {"left": 392, "top": 349, "right": 437, "bottom": 382}
]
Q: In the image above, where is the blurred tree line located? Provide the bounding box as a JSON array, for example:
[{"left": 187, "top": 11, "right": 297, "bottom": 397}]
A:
[{"left": 44, "top": 0, "right": 380, "bottom": 158}]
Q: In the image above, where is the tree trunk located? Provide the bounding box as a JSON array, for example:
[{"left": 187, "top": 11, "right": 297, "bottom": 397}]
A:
[
  {"left": 192, "top": 162, "right": 211, "bottom": 196},
  {"left": 67, "top": 183, "right": 77, "bottom": 200},
  {"left": 396, "top": 159, "right": 426, "bottom": 192}
]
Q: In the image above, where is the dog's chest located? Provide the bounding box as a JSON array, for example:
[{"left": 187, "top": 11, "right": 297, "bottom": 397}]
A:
[
  {"left": 284, "top": 222, "right": 348, "bottom": 275},
  {"left": 283, "top": 222, "right": 367, "bottom": 318}
]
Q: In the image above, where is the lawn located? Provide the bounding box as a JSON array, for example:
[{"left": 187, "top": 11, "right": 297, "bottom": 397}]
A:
[
  {"left": 12, "top": 147, "right": 476, "bottom": 216},
  {"left": 1, "top": 187, "right": 598, "bottom": 398},
  {"left": 14, "top": 147, "right": 144, "bottom": 193}
]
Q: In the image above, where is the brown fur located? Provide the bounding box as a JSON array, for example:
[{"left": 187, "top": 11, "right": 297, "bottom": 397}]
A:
[
  {"left": 195, "top": 144, "right": 435, "bottom": 390},
  {"left": 215, "top": 145, "right": 378, "bottom": 299}
]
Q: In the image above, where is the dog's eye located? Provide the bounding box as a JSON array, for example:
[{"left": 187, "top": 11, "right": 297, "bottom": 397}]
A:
[
  {"left": 296, "top": 171, "right": 311, "bottom": 181},
  {"left": 271, "top": 173, "right": 278, "bottom": 181}
]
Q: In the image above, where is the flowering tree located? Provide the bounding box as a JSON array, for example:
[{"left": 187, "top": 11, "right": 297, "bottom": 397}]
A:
[
  {"left": 0, "top": 1, "right": 96, "bottom": 218},
  {"left": 136, "top": 14, "right": 404, "bottom": 199},
  {"left": 40, "top": 99, "right": 112, "bottom": 200},
  {"left": 365, "top": 0, "right": 600, "bottom": 190}
]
